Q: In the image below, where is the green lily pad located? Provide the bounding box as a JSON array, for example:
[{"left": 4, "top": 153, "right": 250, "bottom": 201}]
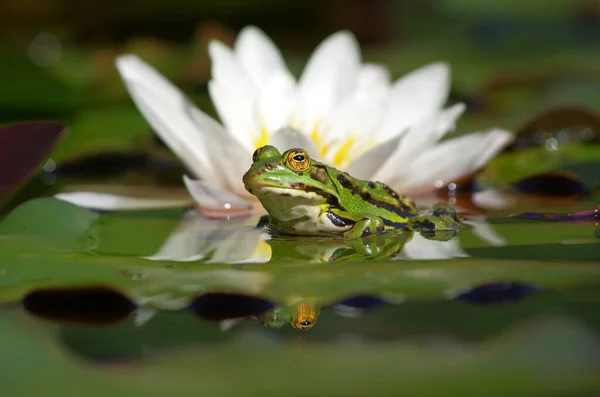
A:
[{"left": 49, "top": 105, "right": 154, "bottom": 164}]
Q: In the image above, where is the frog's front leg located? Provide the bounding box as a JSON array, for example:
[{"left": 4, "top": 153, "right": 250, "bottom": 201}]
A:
[{"left": 325, "top": 208, "right": 385, "bottom": 239}]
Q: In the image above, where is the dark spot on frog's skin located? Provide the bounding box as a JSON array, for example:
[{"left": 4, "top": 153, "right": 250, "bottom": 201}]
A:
[
  {"left": 255, "top": 163, "right": 274, "bottom": 175},
  {"left": 337, "top": 173, "right": 415, "bottom": 219},
  {"left": 361, "top": 228, "right": 372, "bottom": 237},
  {"left": 311, "top": 168, "right": 329, "bottom": 184},
  {"left": 337, "top": 173, "right": 353, "bottom": 188},
  {"left": 326, "top": 210, "right": 353, "bottom": 227},
  {"left": 368, "top": 181, "right": 376, "bottom": 189},
  {"left": 413, "top": 219, "right": 436, "bottom": 231},
  {"left": 287, "top": 183, "right": 343, "bottom": 208},
  {"left": 382, "top": 183, "right": 399, "bottom": 199},
  {"left": 382, "top": 219, "right": 406, "bottom": 228}
]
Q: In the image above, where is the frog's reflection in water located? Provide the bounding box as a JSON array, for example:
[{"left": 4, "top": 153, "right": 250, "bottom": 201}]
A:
[
  {"left": 259, "top": 302, "right": 321, "bottom": 330},
  {"left": 142, "top": 208, "right": 504, "bottom": 264}
]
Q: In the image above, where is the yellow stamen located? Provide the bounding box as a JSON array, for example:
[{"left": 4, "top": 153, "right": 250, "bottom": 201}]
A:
[
  {"left": 310, "top": 122, "right": 328, "bottom": 158},
  {"left": 332, "top": 136, "right": 356, "bottom": 167},
  {"left": 254, "top": 125, "right": 270, "bottom": 148},
  {"left": 250, "top": 237, "right": 272, "bottom": 262}
]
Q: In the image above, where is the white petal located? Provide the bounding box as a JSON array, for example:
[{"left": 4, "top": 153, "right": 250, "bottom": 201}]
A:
[
  {"left": 377, "top": 62, "right": 451, "bottom": 142},
  {"left": 208, "top": 41, "right": 260, "bottom": 149},
  {"left": 393, "top": 129, "right": 513, "bottom": 192},
  {"left": 472, "top": 188, "right": 517, "bottom": 210},
  {"left": 356, "top": 63, "right": 391, "bottom": 92},
  {"left": 343, "top": 134, "right": 402, "bottom": 180},
  {"left": 399, "top": 233, "right": 468, "bottom": 260},
  {"left": 258, "top": 70, "right": 298, "bottom": 133},
  {"left": 187, "top": 106, "right": 252, "bottom": 195},
  {"left": 116, "top": 55, "right": 221, "bottom": 185},
  {"left": 463, "top": 216, "right": 506, "bottom": 247},
  {"left": 234, "top": 26, "right": 287, "bottom": 87},
  {"left": 133, "top": 308, "right": 156, "bottom": 327},
  {"left": 268, "top": 126, "right": 319, "bottom": 156},
  {"left": 219, "top": 318, "right": 245, "bottom": 331},
  {"left": 319, "top": 74, "right": 389, "bottom": 150},
  {"left": 373, "top": 104, "right": 465, "bottom": 183},
  {"left": 207, "top": 229, "right": 271, "bottom": 264},
  {"left": 183, "top": 175, "right": 253, "bottom": 212},
  {"left": 298, "top": 31, "right": 361, "bottom": 131},
  {"left": 55, "top": 191, "right": 192, "bottom": 211},
  {"left": 209, "top": 40, "right": 257, "bottom": 95},
  {"left": 208, "top": 79, "right": 259, "bottom": 151},
  {"left": 144, "top": 210, "right": 262, "bottom": 262}
]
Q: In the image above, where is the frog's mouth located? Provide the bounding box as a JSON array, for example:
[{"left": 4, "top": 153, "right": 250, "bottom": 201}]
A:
[{"left": 245, "top": 184, "right": 324, "bottom": 201}]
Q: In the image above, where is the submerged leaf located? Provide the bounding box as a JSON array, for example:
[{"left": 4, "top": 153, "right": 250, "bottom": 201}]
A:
[
  {"left": 190, "top": 292, "right": 276, "bottom": 321},
  {"left": 508, "top": 106, "right": 600, "bottom": 152},
  {"left": 453, "top": 281, "right": 542, "bottom": 304},
  {"left": 513, "top": 170, "right": 590, "bottom": 197},
  {"left": 23, "top": 286, "right": 136, "bottom": 324}
]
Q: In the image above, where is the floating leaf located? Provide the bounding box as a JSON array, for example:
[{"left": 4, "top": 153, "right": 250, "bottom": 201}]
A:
[
  {"left": 0, "top": 198, "right": 98, "bottom": 251},
  {"left": 0, "top": 121, "right": 66, "bottom": 202}
]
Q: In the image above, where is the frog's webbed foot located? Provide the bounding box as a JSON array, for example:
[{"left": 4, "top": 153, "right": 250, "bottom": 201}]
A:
[
  {"left": 410, "top": 203, "right": 468, "bottom": 240},
  {"left": 343, "top": 214, "right": 385, "bottom": 239}
]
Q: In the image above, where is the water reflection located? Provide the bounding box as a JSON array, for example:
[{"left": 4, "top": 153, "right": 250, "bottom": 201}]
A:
[
  {"left": 452, "top": 282, "right": 542, "bottom": 304},
  {"left": 143, "top": 208, "right": 506, "bottom": 264},
  {"left": 22, "top": 286, "right": 136, "bottom": 324},
  {"left": 144, "top": 210, "right": 271, "bottom": 263},
  {"left": 21, "top": 280, "right": 544, "bottom": 333}
]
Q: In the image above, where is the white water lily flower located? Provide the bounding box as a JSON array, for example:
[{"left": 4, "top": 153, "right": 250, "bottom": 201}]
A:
[{"left": 57, "top": 26, "right": 512, "bottom": 214}]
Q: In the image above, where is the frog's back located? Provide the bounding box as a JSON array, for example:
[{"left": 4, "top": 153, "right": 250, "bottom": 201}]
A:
[{"left": 323, "top": 164, "right": 418, "bottom": 223}]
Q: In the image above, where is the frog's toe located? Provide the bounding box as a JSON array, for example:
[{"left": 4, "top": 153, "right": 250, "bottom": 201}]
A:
[
  {"left": 421, "top": 230, "right": 458, "bottom": 241},
  {"left": 344, "top": 216, "right": 385, "bottom": 239}
]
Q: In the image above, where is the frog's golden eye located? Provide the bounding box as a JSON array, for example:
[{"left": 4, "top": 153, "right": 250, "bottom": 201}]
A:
[
  {"left": 286, "top": 149, "right": 310, "bottom": 171},
  {"left": 290, "top": 314, "right": 317, "bottom": 330}
]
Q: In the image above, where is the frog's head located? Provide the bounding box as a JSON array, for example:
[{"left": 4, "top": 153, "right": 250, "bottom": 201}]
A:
[{"left": 243, "top": 145, "right": 336, "bottom": 207}]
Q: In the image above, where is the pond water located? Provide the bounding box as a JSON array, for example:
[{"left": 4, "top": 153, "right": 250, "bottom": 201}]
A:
[{"left": 1, "top": 188, "right": 598, "bottom": 396}]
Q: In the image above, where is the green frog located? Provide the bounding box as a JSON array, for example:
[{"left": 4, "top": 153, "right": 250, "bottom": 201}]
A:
[
  {"left": 243, "top": 145, "right": 466, "bottom": 239},
  {"left": 257, "top": 302, "right": 321, "bottom": 330}
]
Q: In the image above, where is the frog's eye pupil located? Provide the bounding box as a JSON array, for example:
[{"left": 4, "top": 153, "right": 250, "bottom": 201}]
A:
[{"left": 293, "top": 154, "right": 305, "bottom": 162}]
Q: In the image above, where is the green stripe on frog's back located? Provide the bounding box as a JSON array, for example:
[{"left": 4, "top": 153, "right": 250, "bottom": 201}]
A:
[{"left": 324, "top": 165, "right": 417, "bottom": 223}]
